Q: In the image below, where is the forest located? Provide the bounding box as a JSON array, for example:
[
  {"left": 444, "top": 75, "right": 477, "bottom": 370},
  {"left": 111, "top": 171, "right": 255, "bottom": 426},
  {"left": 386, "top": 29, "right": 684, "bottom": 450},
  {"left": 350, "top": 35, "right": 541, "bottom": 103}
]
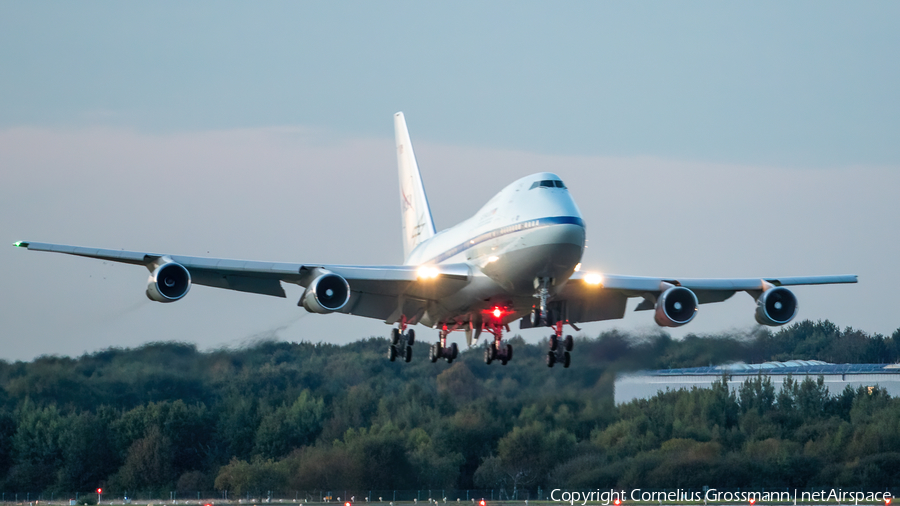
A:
[{"left": 1, "top": 319, "right": 899, "bottom": 497}]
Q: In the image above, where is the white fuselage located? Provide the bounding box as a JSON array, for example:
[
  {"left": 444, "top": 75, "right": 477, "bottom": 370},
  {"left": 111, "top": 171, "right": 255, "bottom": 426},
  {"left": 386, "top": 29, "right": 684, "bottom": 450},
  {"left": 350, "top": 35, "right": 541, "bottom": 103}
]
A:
[{"left": 405, "top": 172, "right": 585, "bottom": 326}]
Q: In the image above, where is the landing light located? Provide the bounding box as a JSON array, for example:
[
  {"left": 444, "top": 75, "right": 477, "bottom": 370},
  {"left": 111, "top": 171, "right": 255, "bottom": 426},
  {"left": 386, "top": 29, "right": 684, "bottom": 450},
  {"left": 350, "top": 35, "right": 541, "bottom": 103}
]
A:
[
  {"left": 417, "top": 265, "right": 440, "bottom": 279},
  {"left": 487, "top": 256, "right": 499, "bottom": 263},
  {"left": 574, "top": 262, "right": 581, "bottom": 272},
  {"left": 492, "top": 308, "right": 502, "bottom": 318},
  {"left": 584, "top": 272, "right": 604, "bottom": 286}
]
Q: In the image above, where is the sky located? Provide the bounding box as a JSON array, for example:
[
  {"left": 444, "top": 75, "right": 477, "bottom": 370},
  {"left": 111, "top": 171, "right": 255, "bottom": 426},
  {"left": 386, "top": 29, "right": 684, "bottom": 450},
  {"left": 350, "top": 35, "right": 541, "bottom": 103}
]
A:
[{"left": 1, "top": 2, "right": 898, "bottom": 361}]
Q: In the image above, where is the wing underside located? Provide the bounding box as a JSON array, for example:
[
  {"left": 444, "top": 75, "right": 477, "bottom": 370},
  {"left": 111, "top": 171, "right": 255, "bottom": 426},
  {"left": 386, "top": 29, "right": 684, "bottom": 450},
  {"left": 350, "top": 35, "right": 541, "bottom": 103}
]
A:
[
  {"left": 558, "top": 271, "right": 857, "bottom": 324},
  {"left": 16, "top": 241, "right": 470, "bottom": 324},
  {"left": 15, "top": 241, "right": 858, "bottom": 328}
]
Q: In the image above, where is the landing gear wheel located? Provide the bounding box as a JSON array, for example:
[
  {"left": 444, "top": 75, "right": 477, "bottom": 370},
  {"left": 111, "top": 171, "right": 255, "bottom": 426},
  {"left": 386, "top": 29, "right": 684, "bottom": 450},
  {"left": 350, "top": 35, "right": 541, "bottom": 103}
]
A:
[
  {"left": 388, "top": 345, "right": 398, "bottom": 362},
  {"left": 546, "top": 351, "right": 556, "bottom": 367},
  {"left": 447, "top": 343, "right": 459, "bottom": 363},
  {"left": 391, "top": 328, "right": 400, "bottom": 345},
  {"left": 501, "top": 357, "right": 508, "bottom": 366},
  {"left": 405, "top": 345, "right": 413, "bottom": 363},
  {"left": 407, "top": 329, "right": 415, "bottom": 345},
  {"left": 506, "top": 344, "right": 513, "bottom": 361},
  {"left": 549, "top": 335, "right": 558, "bottom": 351},
  {"left": 564, "top": 335, "right": 574, "bottom": 352},
  {"left": 484, "top": 346, "right": 493, "bottom": 365},
  {"left": 563, "top": 351, "right": 571, "bottom": 368},
  {"left": 429, "top": 343, "right": 439, "bottom": 363}
]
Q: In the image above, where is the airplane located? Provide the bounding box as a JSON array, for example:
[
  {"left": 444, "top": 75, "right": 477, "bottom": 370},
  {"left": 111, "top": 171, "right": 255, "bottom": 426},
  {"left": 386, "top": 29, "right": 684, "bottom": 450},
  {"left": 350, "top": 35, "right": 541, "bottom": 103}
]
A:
[{"left": 14, "top": 112, "right": 857, "bottom": 368}]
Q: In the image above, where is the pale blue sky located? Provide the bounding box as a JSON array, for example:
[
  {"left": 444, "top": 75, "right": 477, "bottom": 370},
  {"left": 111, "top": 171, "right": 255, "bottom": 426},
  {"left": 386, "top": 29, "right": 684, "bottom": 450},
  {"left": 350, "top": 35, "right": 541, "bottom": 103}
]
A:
[
  {"left": 2, "top": 2, "right": 898, "bottom": 165},
  {"left": 1, "top": 2, "right": 898, "bottom": 360}
]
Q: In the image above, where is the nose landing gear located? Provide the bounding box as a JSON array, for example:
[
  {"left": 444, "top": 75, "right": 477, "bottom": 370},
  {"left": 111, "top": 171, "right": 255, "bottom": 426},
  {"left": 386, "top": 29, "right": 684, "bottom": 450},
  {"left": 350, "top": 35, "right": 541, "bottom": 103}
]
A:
[
  {"left": 546, "top": 320, "right": 574, "bottom": 368},
  {"left": 388, "top": 316, "right": 415, "bottom": 363}
]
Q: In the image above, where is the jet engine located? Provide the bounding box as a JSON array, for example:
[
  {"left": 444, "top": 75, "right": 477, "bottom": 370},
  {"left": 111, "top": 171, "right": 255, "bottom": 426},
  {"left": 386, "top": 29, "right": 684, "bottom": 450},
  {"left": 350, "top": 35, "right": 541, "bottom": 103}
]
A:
[
  {"left": 300, "top": 272, "right": 351, "bottom": 314},
  {"left": 654, "top": 286, "right": 698, "bottom": 327},
  {"left": 146, "top": 262, "right": 191, "bottom": 302},
  {"left": 755, "top": 286, "right": 798, "bottom": 326}
]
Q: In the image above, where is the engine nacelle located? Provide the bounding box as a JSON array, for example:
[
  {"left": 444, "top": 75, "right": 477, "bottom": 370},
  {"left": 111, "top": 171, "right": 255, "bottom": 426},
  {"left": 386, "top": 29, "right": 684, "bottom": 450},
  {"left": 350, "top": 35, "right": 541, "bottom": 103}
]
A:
[
  {"left": 146, "top": 262, "right": 191, "bottom": 302},
  {"left": 654, "top": 286, "right": 698, "bottom": 327},
  {"left": 300, "top": 272, "right": 350, "bottom": 314},
  {"left": 755, "top": 286, "right": 798, "bottom": 326}
]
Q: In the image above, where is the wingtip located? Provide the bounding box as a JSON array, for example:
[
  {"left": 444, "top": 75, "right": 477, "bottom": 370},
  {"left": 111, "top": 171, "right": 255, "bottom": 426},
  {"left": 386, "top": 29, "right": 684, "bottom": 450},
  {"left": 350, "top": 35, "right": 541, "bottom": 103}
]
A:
[{"left": 13, "top": 241, "right": 29, "bottom": 248}]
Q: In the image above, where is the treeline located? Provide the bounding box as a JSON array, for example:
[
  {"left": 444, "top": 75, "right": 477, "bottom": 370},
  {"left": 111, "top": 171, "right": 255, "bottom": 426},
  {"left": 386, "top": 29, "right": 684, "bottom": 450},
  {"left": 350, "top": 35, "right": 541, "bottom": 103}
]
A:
[{"left": 0, "top": 320, "right": 899, "bottom": 495}]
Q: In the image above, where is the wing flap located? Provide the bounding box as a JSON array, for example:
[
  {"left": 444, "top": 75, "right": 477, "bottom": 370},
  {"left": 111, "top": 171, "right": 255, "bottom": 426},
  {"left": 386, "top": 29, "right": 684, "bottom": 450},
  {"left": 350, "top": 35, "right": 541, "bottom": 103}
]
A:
[{"left": 190, "top": 270, "right": 287, "bottom": 297}]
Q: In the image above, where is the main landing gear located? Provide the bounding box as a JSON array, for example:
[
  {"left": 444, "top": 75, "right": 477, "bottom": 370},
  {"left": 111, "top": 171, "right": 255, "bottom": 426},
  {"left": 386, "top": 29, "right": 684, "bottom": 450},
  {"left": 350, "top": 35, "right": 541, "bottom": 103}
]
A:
[
  {"left": 546, "top": 320, "right": 573, "bottom": 368},
  {"left": 388, "top": 316, "right": 415, "bottom": 363},
  {"left": 430, "top": 324, "right": 460, "bottom": 363},
  {"left": 483, "top": 321, "right": 513, "bottom": 366}
]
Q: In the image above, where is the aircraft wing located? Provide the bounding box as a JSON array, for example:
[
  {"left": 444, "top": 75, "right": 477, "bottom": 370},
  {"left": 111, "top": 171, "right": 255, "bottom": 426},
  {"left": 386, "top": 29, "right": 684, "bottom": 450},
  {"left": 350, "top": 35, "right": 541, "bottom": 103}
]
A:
[
  {"left": 14, "top": 241, "right": 470, "bottom": 324},
  {"left": 559, "top": 271, "right": 858, "bottom": 323}
]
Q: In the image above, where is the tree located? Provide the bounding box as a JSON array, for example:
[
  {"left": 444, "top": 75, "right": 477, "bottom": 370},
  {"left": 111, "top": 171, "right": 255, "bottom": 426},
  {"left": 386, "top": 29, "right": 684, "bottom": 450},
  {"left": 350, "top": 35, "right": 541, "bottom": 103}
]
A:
[
  {"left": 495, "top": 423, "right": 575, "bottom": 492},
  {"left": 254, "top": 390, "right": 325, "bottom": 458},
  {"left": 113, "top": 426, "right": 175, "bottom": 491}
]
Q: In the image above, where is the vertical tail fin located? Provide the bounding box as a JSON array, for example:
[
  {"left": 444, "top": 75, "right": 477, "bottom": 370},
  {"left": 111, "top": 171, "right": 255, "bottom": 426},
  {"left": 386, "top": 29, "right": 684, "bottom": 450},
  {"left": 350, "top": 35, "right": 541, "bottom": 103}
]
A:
[{"left": 394, "top": 112, "right": 436, "bottom": 262}]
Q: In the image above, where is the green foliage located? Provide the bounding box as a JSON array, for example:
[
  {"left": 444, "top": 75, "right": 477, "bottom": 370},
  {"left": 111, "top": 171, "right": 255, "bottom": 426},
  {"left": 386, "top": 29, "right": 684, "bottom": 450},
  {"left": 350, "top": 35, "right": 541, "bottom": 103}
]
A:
[{"left": 0, "top": 321, "right": 898, "bottom": 493}]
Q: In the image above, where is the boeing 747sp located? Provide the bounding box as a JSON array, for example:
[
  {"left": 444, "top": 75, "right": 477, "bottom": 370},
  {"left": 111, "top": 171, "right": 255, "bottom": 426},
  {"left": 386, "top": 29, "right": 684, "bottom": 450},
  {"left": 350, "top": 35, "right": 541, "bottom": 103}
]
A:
[{"left": 14, "top": 113, "right": 857, "bottom": 368}]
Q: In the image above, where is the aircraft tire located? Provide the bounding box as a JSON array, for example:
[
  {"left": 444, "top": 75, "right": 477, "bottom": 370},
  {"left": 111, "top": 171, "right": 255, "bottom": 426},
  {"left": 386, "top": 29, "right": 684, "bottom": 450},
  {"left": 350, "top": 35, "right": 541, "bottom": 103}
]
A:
[
  {"left": 506, "top": 344, "right": 513, "bottom": 361},
  {"left": 564, "top": 335, "right": 574, "bottom": 352},
  {"left": 563, "top": 351, "right": 571, "bottom": 368},
  {"left": 405, "top": 345, "right": 413, "bottom": 363},
  {"left": 429, "top": 344, "right": 438, "bottom": 363},
  {"left": 549, "top": 335, "right": 558, "bottom": 351},
  {"left": 484, "top": 346, "right": 493, "bottom": 365},
  {"left": 451, "top": 342, "right": 459, "bottom": 360},
  {"left": 546, "top": 351, "right": 555, "bottom": 367},
  {"left": 391, "top": 328, "right": 401, "bottom": 345},
  {"left": 388, "top": 345, "right": 397, "bottom": 362},
  {"left": 501, "top": 357, "right": 508, "bottom": 366},
  {"left": 407, "top": 329, "right": 415, "bottom": 346}
]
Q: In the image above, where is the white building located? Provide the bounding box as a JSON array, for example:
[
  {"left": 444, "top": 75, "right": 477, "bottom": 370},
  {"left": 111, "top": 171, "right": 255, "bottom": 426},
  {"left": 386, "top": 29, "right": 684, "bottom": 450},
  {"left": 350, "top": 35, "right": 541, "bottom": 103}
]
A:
[{"left": 614, "top": 360, "right": 900, "bottom": 404}]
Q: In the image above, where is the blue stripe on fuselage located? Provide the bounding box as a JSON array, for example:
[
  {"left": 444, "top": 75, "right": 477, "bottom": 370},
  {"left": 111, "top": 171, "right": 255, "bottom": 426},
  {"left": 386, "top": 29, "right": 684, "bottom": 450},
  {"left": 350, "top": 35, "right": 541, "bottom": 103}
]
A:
[{"left": 426, "top": 216, "right": 585, "bottom": 264}]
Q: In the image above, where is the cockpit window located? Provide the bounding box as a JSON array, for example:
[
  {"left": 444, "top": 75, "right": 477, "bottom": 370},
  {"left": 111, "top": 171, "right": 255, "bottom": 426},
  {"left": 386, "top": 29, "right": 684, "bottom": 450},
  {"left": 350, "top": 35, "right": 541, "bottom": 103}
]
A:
[{"left": 529, "top": 179, "right": 567, "bottom": 190}]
